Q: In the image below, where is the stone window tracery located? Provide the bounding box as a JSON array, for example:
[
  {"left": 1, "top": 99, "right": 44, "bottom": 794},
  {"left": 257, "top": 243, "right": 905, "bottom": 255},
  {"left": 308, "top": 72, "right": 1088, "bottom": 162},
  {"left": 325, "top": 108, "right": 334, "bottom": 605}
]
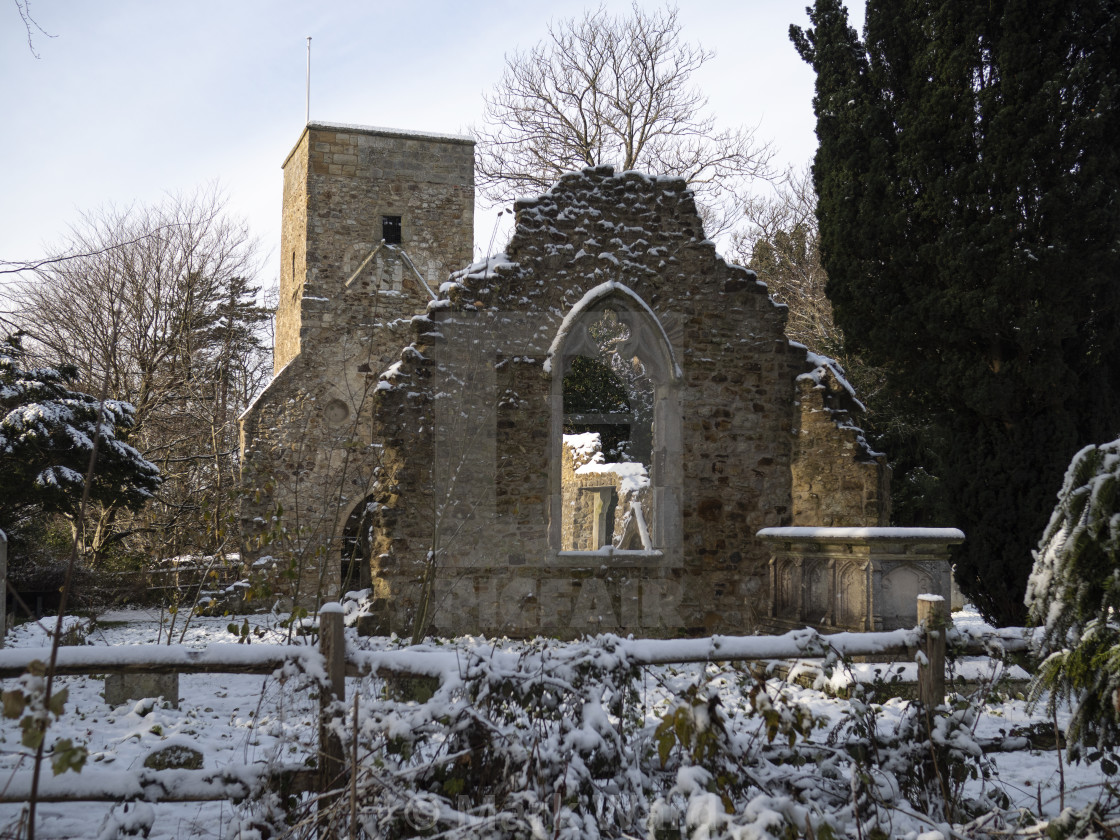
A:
[{"left": 549, "top": 283, "right": 681, "bottom": 559}]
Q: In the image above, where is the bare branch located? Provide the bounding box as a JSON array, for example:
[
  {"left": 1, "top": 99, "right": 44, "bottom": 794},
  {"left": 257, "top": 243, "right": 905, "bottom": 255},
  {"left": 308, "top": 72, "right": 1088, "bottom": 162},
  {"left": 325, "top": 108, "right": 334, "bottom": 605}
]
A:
[
  {"left": 473, "top": 2, "right": 775, "bottom": 238},
  {"left": 0, "top": 224, "right": 188, "bottom": 276},
  {"left": 12, "top": 0, "right": 55, "bottom": 58}
]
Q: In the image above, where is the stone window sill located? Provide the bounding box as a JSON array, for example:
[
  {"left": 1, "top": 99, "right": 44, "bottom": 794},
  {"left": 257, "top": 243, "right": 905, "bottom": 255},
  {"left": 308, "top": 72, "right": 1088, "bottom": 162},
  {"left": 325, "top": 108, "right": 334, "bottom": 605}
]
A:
[{"left": 554, "top": 549, "right": 665, "bottom": 569}]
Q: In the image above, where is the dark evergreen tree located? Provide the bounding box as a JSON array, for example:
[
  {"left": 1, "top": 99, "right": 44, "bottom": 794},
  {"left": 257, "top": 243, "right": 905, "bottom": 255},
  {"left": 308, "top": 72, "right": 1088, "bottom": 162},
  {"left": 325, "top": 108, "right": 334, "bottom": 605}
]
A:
[
  {"left": 1026, "top": 438, "right": 1120, "bottom": 758},
  {"left": 563, "top": 355, "right": 635, "bottom": 462},
  {"left": 793, "top": 0, "right": 1120, "bottom": 624},
  {"left": 0, "top": 334, "right": 161, "bottom": 544}
]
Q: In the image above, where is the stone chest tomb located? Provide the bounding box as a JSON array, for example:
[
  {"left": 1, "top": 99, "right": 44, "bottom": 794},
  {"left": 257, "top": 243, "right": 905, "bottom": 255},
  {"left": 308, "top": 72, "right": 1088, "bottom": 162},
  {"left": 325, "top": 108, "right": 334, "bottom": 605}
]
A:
[{"left": 240, "top": 121, "right": 891, "bottom": 638}]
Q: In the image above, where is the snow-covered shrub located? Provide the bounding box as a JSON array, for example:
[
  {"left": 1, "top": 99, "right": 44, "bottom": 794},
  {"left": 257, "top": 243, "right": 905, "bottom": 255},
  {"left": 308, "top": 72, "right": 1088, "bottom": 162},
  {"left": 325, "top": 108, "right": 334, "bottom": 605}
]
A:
[
  {"left": 96, "top": 802, "right": 155, "bottom": 840},
  {"left": 313, "top": 638, "right": 864, "bottom": 840},
  {"left": 346, "top": 638, "right": 649, "bottom": 839},
  {"left": 825, "top": 669, "right": 1005, "bottom": 832},
  {"left": 649, "top": 672, "right": 834, "bottom": 840},
  {"left": 316, "top": 638, "right": 1034, "bottom": 839},
  {"left": 1026, "top": 438, "right": 1120, "bottom": 757},
  {"left": 223, "top": 792, "right": 293, "bottom": 840}
]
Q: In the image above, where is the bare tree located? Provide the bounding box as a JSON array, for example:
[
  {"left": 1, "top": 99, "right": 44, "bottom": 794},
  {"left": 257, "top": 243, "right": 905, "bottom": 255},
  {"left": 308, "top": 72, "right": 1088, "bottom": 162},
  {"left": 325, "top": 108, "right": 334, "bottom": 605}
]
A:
[
  {"left": 475, "top": 3, "right": 775, "bottom": 236},
  {"left": 729, "top": 167, "right": 841, "bottom": 355},
  {"left": 15, "top": 186, "right": 272, "bottom": 563}
]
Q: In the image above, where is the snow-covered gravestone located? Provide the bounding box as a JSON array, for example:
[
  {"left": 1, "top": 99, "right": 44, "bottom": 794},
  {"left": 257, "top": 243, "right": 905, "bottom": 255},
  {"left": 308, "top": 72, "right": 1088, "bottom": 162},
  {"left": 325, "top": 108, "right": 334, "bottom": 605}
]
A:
[{"left": 104, "top": 672, "right": 179, "bottom": 709}]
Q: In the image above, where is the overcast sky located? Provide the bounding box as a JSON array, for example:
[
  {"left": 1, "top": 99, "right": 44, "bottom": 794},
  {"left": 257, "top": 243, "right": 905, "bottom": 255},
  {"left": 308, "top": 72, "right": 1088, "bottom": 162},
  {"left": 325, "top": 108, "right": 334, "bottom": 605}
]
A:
[{"left": 0, "top": 0, "right": 863, "bottom": 292}]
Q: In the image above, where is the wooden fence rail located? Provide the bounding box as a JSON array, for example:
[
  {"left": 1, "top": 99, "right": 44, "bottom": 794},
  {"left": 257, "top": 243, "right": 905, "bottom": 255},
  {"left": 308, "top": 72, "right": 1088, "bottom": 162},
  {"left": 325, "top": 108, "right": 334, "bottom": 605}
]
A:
[
  {"left": 0, "top": 596, "right": 1024, "bottom": 812},
  {"left": 0, "top": 766, "right": 313, "bottom": 804}
]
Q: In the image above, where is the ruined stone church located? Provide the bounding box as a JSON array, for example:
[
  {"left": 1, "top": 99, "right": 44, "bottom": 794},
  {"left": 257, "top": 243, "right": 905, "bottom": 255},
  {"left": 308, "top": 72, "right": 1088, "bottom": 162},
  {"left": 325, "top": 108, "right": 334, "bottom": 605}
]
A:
[{"left": 239, "top": 121, "right": 890, "bottom": 638}]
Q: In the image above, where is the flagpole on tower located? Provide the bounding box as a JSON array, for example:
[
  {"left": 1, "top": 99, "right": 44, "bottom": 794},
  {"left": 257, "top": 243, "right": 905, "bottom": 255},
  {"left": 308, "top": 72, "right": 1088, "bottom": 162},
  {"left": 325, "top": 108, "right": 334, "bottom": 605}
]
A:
[{"left": 305, "top": 36, "right": 312, "bottom": 125}]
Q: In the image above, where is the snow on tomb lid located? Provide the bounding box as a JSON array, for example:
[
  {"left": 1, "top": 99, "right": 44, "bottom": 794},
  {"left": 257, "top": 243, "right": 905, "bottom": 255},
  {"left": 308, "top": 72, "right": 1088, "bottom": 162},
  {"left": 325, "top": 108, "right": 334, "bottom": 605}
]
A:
[{"left": 756, "top": 526, "right": 965, "bottom": 542}]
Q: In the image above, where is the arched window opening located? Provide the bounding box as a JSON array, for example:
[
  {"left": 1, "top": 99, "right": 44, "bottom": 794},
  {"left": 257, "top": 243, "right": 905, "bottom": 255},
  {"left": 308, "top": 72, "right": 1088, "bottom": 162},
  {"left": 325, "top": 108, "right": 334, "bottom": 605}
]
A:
[
  {"left": 551, "top": 290, "right": 680, "bottom": 557},
  {"left": 563, "top": 355, "right": 640, "bottom": 461},
  {"left": 340, "top": 497, "right": 376, "bottom": 592}
]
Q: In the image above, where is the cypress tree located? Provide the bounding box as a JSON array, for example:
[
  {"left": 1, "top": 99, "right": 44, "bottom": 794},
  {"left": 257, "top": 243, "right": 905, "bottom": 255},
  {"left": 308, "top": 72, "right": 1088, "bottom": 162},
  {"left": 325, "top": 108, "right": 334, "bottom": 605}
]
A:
[{"left": 793, "top": 0, "right": 1120, "bottom": 625}]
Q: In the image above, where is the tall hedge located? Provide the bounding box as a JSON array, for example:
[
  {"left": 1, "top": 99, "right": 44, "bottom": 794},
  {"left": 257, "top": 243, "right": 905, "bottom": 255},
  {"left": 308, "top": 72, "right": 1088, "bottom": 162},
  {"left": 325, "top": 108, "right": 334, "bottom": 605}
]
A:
[{"left": 793, "top": 0, "right": 1120, "bottom": 624}]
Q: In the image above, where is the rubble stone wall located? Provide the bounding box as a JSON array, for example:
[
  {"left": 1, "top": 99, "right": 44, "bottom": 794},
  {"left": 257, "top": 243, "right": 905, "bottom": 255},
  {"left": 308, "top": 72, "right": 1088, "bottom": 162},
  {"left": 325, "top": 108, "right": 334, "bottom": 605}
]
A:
[
  {"left": 369, "top": 167, "right": 809, "bottom": 637},
  {"left": 791, "top": 359, "right": 890, "bottom": 527}
]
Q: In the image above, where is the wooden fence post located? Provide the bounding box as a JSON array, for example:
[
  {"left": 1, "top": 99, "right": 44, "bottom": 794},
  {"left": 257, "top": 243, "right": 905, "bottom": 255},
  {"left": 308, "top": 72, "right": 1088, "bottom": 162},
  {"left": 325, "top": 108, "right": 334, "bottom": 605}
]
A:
[
  {"left": 0, "top": 532, "right": 6, "bottom": 647},
  {"left": 317, "top": 604, "right": 347, "bottom": 801},
  {"left": 917, "top": 594, "right": 946, "bottom": 707}
]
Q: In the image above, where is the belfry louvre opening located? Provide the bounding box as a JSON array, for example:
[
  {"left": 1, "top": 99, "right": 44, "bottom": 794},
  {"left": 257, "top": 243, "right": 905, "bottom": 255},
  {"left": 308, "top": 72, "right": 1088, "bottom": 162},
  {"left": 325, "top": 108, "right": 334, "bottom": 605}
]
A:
[{"left": 381, "top": 215, "right": 401, "bottom": 245}]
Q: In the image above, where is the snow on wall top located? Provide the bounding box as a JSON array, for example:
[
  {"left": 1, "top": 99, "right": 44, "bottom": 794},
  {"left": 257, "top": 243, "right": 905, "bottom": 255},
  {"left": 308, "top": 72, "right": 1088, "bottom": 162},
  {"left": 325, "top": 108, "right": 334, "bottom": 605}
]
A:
[
  {"left": 795, "top": 347, "right": 886, "bottom": 462},
  {"left": 799, "top": 350, "right": 864, "bottom": 412},
  {"left": 439, "top": 253, "right": 515, "bottom": 299},
  {"left": 757, "top": 526, "right": 965, "bottom": 542},
  {"left": 576, "top": 459, "right": 650, "bottom": 495},
  {"left": 307, "top": 121, "right": 474, "bottom": 144},
  {"left": 508, "top": 165, "right": 763, "bottom": 292},
  {"left": 282, "top": 121, "right": 474, "bottom": 169},
  {"left": 563, "top": 432, "right": 651, "bottom": 494},
  {"left": 563, "top": 432, "right": 603, "bottom": 461},
  {"left": 407, "top": 165, "right": 773, "bottom": 346}
]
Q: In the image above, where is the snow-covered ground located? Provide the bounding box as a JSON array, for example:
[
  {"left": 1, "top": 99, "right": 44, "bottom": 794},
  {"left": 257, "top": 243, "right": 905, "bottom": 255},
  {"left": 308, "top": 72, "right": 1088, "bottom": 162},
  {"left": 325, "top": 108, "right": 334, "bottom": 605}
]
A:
[
  {"left": 0, "top": 610, "right": 322, "bottom": 839},
  {"left": 0, "top": 607, "right": 1112, "bottom": 839}
]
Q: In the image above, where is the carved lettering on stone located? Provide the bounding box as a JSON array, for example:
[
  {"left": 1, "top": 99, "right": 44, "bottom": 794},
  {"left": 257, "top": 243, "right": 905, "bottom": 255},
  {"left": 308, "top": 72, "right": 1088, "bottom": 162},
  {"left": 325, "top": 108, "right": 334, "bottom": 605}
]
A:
[{"left": 571, "top": 578, "right": 619, "bottom": 631}]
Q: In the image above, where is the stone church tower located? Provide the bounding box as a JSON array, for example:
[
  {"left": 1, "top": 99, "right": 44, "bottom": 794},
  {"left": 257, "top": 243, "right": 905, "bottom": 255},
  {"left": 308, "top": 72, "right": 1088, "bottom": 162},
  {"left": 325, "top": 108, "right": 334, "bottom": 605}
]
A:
[
  {"left": 274, "top": 122, "right": 474, "bottom": 371},
  {"left": 240, "top": 122, "right": 474, "bottom": 604}
]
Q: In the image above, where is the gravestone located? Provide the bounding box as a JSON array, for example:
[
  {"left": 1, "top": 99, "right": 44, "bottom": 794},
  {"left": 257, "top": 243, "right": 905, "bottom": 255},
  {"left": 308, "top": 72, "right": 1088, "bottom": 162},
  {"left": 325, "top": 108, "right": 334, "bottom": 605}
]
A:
[{"left": 104, "top": 673, "right": 179, "bottom": 709}]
